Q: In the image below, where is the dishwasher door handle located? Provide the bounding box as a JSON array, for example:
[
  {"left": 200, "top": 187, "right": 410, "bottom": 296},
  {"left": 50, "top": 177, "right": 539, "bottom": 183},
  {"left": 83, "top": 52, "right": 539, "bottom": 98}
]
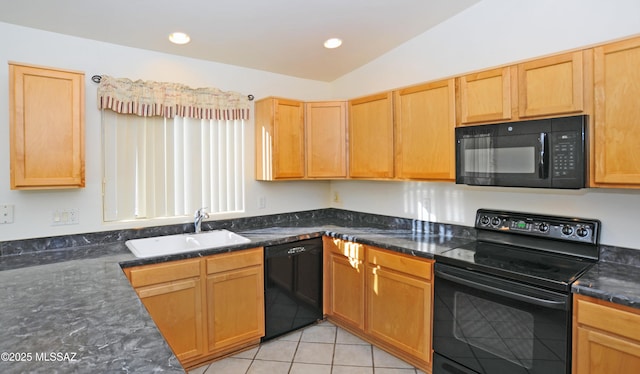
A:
[{"left": 287, "top": 246, "right": 307, "bottom": 254}]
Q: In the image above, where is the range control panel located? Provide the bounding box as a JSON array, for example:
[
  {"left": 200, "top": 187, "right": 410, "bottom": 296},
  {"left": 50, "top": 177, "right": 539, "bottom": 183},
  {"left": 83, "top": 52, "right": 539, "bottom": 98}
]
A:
[{"left": 475, "top": 209, "right": 600, "bottom": 245}]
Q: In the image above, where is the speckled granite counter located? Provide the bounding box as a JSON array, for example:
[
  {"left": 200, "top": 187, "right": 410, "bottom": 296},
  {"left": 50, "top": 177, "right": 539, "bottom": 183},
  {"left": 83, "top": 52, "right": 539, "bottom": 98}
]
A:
[
  {"left": 0, "top": 245, "right": 183, "bottom": 374},
  {"left": 3, "top": 208, "right": 639, "bottom": 373},
  {"left": 118, "top": 225, "right": 474, "bottom": 269},
  {"left": 0, "top": 210, "right": 473, "bottom": 374},
  {"left": 572, "top": 246, "right": 640, "bottom": 309}
]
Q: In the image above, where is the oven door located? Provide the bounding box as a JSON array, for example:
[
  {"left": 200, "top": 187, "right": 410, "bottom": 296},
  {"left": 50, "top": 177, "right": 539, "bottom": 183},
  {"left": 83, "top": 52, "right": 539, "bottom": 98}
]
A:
[
  {"left": 455, "top": 119, "right": 551, "bottom": 188},
  {"left": 433, "top": 263, "right": 571, "bottom": 374}
]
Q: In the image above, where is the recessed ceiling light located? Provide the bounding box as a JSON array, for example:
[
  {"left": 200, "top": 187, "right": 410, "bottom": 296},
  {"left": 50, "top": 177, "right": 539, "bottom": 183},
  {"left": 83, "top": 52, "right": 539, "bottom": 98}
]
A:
[
  {"left": 169, "top": 32, "right": 191, "bottom": 45},
  {"left": 323, "top": 38, "right": 342, "bottom": 49}
]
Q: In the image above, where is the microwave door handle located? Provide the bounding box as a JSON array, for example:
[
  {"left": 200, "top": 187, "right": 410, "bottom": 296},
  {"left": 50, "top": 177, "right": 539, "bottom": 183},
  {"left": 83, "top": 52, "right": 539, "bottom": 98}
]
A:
[{"left": 538, "top": 132, "right": 549, "bottom": 179}]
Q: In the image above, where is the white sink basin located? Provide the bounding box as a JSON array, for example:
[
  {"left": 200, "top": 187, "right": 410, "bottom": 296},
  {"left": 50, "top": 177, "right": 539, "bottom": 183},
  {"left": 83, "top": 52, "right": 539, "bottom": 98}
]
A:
[{"left": 125, "top": 230, "right": 251, "bottom": 258}]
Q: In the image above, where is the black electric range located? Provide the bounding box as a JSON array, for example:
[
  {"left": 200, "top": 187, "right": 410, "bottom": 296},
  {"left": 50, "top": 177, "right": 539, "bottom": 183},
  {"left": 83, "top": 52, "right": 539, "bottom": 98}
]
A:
[
  {"left": 436, "top": 209, "right": 600, "bottom": 293},
  {"left": 433, "top": 209, "right": 601, "bottom": 374}
]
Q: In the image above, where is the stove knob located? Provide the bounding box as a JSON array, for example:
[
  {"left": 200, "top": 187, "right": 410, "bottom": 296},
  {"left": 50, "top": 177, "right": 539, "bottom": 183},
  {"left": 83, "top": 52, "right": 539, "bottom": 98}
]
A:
[
  {"left": 561, "top": 225, "right": 574, "bottom": 236},
  {"left": 479, "top": 216, "right": 490, "bottom": 226},
  {"left": 491, "top": 217, "right": 502, "bottom": 227},
  {"left": 538, "top": 222, "right": 549, "bottom": 233},
  {"left": 576, "top": 226, "right": 589, "bottom": 238}
]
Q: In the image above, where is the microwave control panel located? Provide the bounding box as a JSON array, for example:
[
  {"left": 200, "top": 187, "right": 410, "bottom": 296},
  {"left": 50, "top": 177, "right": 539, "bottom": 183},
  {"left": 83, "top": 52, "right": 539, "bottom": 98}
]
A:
[{"left": 551, "top": 131, "right": 582, "bottom": 179}]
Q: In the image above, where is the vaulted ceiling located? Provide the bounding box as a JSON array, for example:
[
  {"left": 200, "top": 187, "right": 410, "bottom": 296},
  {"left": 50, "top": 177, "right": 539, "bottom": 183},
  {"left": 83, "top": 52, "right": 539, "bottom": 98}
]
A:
[{"left": 0, "top": 0, "right": 480, "bottom": 81}]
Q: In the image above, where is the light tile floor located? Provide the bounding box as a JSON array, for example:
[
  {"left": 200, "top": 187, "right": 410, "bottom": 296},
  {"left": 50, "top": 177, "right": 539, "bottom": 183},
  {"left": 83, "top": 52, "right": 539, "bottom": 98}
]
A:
[{"left": 189, "top": 321, "right": 427, "bottom": 374}]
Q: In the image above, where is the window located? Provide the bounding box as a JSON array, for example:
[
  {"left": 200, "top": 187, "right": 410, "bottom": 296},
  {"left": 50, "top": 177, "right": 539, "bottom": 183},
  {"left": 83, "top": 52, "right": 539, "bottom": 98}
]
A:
[{"left": 102, "top": 110, "right": 245, "bottom": 222}]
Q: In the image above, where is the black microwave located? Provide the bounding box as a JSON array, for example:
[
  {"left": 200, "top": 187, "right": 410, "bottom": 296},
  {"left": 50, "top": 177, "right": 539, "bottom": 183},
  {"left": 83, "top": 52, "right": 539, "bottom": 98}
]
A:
[{"left": 455, "top": 115, "right": 587, "bottom": 189}]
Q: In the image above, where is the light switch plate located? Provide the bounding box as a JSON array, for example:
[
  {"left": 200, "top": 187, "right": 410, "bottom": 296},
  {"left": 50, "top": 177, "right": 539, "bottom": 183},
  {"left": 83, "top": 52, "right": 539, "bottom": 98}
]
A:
[{"left": 0, "top": 205, "right": 14, "bottom": 224}]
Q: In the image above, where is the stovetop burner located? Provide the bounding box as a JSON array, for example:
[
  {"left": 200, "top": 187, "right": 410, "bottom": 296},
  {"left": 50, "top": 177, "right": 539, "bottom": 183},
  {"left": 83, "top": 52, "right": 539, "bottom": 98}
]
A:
[
  {"left": 439, "top": 241, "right": 595, "bottom": 292},
  {"left": 436, "top": 209, "right": 600, "bottom": 293}
]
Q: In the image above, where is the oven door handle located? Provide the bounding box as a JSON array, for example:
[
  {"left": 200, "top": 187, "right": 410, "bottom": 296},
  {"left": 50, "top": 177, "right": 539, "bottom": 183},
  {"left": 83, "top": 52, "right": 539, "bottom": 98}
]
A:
[{"left": 436, "top": 268, "right": 568, "bottom": 310}]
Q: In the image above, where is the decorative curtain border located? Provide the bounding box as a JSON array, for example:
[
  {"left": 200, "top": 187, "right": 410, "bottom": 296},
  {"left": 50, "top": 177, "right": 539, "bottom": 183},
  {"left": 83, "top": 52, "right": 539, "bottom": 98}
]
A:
[{"left": 97, "top": 75, "right": 250, "bottom": 120}]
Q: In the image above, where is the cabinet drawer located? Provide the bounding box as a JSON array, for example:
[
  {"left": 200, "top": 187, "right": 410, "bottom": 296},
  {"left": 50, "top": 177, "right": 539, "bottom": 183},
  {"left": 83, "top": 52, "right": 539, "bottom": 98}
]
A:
[
  {"left": 206, "top": 247, "right": 263, "bottom": 275},
  {"left": 324, "top": 236, "right": 364, "bottom": 261},
  {"left": 576, "top": 296, "right": 640, "bottom": 342},
  {"left": 366, "top": 247, "right": 432, "bottom": 281},
  {"left": 129, "top": 258, "right": 201, "bottom": 287}
]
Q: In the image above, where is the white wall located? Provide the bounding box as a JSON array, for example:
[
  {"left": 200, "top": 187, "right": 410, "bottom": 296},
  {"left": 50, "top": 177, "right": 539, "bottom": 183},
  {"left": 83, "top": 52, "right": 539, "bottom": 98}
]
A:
[
  {"left": 330, "top": 0, "right": 640, "bottom": 249},
  {"left": 0, "top": 22, "right": 333, "bottom": 241},
  {"left": 4, "top": 0, "right": 640, "bottom": 250}
]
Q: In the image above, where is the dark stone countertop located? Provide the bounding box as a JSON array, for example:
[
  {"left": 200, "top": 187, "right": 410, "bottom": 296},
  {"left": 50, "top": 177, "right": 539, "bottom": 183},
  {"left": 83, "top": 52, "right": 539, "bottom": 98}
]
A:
[
  {"left": 0, "top": 245, "right": 184, "bottom": 374},
  {"left": 572, "top": 261, "right": 640, "bottom": 309},
  {"left": 0, "top": 223, "right": 469, "bottom": 374},
  {"left": 118, "top": 225, "right": 475, "bottom": 269}
]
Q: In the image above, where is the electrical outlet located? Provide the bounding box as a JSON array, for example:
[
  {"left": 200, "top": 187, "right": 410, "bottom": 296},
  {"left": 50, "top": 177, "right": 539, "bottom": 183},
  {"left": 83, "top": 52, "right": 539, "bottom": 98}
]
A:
[
  {"left": 52, "top": 208, "right": 79, "bottom": 226},
  {"left": 332, "top": 191, "right": 340, "bottom": 203},
  {"left": 0, "top": 205, "right": 14, "bottom": 224},
  {"left": 421, "top": 198, "right": 431, "bottom": 211},
  {"left": 258, "top": 196, "right": 266, "bottom": 209}
]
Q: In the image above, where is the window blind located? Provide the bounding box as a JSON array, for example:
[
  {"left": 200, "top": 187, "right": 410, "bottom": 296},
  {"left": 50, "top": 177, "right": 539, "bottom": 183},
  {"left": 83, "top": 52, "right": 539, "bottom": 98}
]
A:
[{"left": 102, "top": 110, "right": 244, "bottom": 222}]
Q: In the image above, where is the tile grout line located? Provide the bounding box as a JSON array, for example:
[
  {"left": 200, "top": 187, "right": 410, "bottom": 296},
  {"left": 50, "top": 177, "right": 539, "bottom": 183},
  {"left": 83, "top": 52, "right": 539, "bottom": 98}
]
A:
[
  {"left": 287, "top": 330, "right": 303, "bottom": 373},
  {"left": 331, "top": 323, "right": 337, "bottom": 371}
]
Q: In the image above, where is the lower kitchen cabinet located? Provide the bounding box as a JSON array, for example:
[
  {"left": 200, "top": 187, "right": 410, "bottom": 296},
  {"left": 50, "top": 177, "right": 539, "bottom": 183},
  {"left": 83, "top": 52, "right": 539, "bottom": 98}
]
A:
[
  {"left": 123, "top": 247, "right": 264, "bottom": 370},
  {"left": 126, "top": 258, "right": 204, "bottom": 362},
  {"left": 323, "top": 236, "right": 365, "bottom": 330},
  {"left": 366, "top": 247, "right": 434, "bottom": 371},
  {"left": 323, "top": 237, "right": 434, "bottom": 372},
  {"left": 205, "top": 248, "right": 265, "bottom": 353},
  {"left": 573, "top": 294, "right": 640, "bottom": 373}
]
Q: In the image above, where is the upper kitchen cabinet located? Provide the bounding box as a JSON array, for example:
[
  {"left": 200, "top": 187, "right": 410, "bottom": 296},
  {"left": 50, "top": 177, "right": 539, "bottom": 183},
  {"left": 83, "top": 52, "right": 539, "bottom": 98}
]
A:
[
  {"left": 457, "top": 66, "right": 513, "bottom": 125},
  {"left": 305, "top": 101, "right": 348, "bottom": 179},
  {"left": 592, "top": 36, "right": 640, "bottom": 187},
  {"left": 458, "top": 51, "right": 589, "bottom": 126},
  {"left": 394, "top": 79, "right": 456, "bottom": 181},
  {"left": 348, "top": 92, "right": 394, "bottom": 178},
  {"left": 255, "top": 97, "right": 305, "bottom": 180},
  {"left": 9, "top": 62, "right": 85, "bottom": 189},
  {"left": 518, "top": 51, "right": 588, "bottom": 118}
]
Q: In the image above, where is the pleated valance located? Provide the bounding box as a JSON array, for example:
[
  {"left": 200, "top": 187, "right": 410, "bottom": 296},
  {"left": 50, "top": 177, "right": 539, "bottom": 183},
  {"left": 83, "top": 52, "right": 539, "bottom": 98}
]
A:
[{"left": 97, "top": 75, "right": 250, "bottom": 120}]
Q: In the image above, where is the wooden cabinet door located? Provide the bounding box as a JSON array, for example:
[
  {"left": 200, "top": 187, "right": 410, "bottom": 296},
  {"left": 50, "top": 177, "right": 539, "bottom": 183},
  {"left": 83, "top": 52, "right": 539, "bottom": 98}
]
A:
[
  {"left": 575, "top": 327, "right": 640, "bottom": 373},
  {"left": 458, "top": 66, "right": 513, "bottom": 125},
  {"left": 574, "top": 295, "right": 640, "bottom": 373},
  {"left": 348, "top": 92, "right": 394, "bottom": 178},
  {"left": 593, "top": 37, "right": 640, "bottom": 186},
  {"left": 366, "top": 247, "right": 433, "bottom": 368},
  {"left": 130, "top": 258, "right": 205, "bottom": 362},
  {"left": 394, "top": 79, "right": 455, "bottom": 180},
  {"left": 518, "top": 51, "right": 585, "bottom": 118},
  {"left": 305, "top": 101, "right": 347, "bottom": 178},
  {"left": 255, "top": 97, "right": 305, "bottom": 180},
  {"left": 323, "top": 237, "right": 365, "bottom": 330},
  {"left": 206, "top": 248, "right": 264, "bottom": 352},
  {"left": 9, "top": 63, "right": 85, "bottom": 189}
]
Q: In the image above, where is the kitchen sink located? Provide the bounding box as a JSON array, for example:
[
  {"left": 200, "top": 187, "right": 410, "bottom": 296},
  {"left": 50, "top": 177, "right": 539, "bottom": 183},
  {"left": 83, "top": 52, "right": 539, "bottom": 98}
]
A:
[{"left": 125, "top": 230, "right": 251, "bottom": 258}]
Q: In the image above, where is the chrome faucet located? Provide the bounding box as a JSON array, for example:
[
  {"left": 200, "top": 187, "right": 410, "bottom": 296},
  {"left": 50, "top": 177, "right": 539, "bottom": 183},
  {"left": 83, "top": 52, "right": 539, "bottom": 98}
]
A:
[{"left": 194, "top": 207, "right": 209, "bottom": 233}]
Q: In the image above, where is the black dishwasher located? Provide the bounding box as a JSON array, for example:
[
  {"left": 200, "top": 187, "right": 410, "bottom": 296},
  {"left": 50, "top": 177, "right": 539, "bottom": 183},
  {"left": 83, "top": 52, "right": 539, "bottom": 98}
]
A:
[{"left": 263, "top": 237, "right": 323, "bottom": 341}]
